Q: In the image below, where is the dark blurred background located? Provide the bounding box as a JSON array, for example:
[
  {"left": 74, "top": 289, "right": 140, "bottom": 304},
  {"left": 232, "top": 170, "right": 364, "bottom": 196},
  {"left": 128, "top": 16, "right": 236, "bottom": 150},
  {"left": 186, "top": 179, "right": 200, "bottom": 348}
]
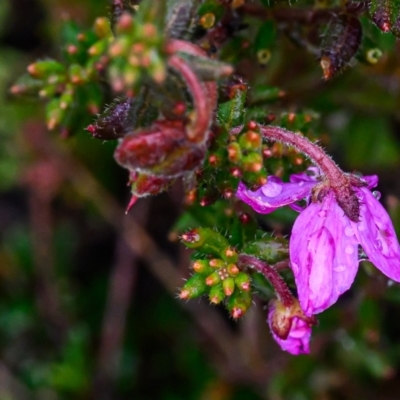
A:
[{"left": 2, "top": 0, "right": 400, "bottom": 399}]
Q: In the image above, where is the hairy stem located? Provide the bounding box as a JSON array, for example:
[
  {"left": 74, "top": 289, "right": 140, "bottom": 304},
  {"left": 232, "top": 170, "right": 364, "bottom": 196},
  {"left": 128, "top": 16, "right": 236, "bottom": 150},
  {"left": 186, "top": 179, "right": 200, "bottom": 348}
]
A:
[
  {"left": 168, "top": 54, "right": 211, "bottom": 143},
  {"left": 259, "top": 125, "right": 346, "bottom": 189},
  {"left": 238, "top": 254, "right": 294, "bottom": 308}
]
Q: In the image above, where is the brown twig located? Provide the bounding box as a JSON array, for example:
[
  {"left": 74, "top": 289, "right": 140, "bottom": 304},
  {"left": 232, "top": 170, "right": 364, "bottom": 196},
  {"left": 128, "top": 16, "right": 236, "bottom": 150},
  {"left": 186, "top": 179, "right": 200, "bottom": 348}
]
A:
[
  {"left": 23, "top": 126, "right": 69, "bottom": 342},
  {"left": 93, "top": 203, "right": 148, "bottom": 398}
]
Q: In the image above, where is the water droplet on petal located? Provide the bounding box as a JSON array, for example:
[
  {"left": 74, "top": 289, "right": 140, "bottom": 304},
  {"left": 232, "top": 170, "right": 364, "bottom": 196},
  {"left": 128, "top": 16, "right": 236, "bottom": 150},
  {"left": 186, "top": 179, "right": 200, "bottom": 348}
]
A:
[
  {"left": 345, "top": 245, "right": 354, "bottom": 254},
  {"left": 358, "top": 223, "right": 366, "bottom": 232},
  {"left": 334, "top": 265, "right": 346, "bottom": 272},
  {"left": 298, "top": 181, "right": 304, "bottom": 186},
  {"left": 261, "top": 181, "right": 282, "bottom": 197},
  {"left": 344, "top": 226, "right": 354, "bottom": 237},
  {"left": 318, "top": 210, "right": 326, "bottom": 217},
  {"left": 374, "top": 239, "right": 383, "bottom": 251},
  {"left": 372, "top": 190, "right": 381, "bottom": 200}
]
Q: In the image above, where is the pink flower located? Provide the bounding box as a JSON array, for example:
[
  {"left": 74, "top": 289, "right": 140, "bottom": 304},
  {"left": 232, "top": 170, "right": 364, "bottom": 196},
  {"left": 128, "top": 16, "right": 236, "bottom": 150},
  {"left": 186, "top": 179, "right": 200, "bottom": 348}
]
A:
[
  {"left": 237, "top": 169, "right": 400, "bottom": 315},
  {"left": 268, "top": 299, "right": 314, "bottom": 355}
]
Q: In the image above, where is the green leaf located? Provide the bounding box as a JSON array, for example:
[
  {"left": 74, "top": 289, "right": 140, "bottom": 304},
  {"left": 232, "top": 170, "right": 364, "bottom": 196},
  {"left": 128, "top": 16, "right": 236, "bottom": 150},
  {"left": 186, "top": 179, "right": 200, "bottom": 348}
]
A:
[{"left": 217, "top": 89, "right": 246, "bottom": 129}]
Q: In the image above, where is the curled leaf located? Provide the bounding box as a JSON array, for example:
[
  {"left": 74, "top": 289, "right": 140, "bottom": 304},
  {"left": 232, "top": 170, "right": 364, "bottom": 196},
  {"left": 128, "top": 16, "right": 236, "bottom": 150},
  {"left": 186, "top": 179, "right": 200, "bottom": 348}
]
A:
[{"left": 320, "top": 14, "right": 362, "bottom": 80}]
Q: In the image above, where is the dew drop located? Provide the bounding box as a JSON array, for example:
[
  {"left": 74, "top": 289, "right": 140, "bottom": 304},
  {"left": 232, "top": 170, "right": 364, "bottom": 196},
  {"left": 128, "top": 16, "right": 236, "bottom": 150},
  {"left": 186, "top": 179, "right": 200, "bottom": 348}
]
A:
[
  {"left": 318, "top": 210, "right": 326, "bottom": 218},
  {"left": 344, "top": 226, "right": 354, "bottom": 237},
  {"left": 298, "top": 181, "right": 304, "bottom": 186},
  {"left": 387, "top": 279, "right": 395, "bottom": 287},
  {"left": 358, "top": 223, "right": 366, "bottom": 232},
  {"left": 374, "top": 239, "right": 383, "bottom": 251},
  {"left": 334, "top": 265, "right": 346, "bottom": 272},
  {"left": 261, "top": 181, "right": 282, "bottom": 197},
  {"left": 345, "top": 245, "right": 354, "bottom": 255},
  {"left": 372, "top": 190, "right": 381, "bottom": 200}
]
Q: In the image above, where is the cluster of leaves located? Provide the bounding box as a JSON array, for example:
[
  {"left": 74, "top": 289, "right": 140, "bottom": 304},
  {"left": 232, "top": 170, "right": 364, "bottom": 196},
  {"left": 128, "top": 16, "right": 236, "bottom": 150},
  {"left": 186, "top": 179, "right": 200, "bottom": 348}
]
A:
[{"left": 179, "top": 223, "right": 289, "bottom": 319}]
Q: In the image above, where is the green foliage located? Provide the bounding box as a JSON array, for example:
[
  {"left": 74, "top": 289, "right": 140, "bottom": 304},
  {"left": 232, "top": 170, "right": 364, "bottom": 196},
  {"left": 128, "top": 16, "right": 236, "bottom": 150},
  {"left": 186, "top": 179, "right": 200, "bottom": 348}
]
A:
[{"left": 2, "top": 0, "right": 400, "bottom": 399}]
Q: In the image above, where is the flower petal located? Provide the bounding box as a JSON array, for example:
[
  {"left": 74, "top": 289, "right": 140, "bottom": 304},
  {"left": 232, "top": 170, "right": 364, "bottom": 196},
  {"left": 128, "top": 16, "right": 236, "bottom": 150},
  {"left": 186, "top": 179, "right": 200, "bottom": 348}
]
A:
[
  {"left": 290, "top": 194, "right": 359, "bottom": 315},
  {"left": 324, "top": 196, "right": 359, "bottom": 307},
  {"left": 236, "top": 176, "right": 316, "bottom": 214},
  {"left": 290, "top": 199, "right": 331, "bottom": 314},
  {"left": 362, "top": 174, "right": 378, "bottom": 189},
  {"left": 268, "top": 309, "right": 311, "bottom": 355},
  {"left": 290, "top": 167, "right": 321, "bottom": 184},
  {"left": 353, "top": 188, "right": 400, "bottom": 281}
]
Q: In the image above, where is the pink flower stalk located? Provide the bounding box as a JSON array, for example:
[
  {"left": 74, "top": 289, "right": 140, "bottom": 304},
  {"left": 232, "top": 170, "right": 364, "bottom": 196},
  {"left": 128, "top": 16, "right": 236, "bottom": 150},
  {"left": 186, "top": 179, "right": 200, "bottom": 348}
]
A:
[
  {"left": 237, "top": 168, "right": 400, "bottom": 315},
  {"left": 268, "top": 299, "right": 313, "bottom": 355},
  {"left": 238, "top": 254, "right": 316, "bottom": 355}
]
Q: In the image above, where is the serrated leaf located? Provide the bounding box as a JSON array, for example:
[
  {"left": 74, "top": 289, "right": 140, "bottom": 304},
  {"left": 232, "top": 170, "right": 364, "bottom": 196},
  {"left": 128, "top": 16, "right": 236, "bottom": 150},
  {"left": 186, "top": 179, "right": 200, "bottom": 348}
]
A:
[{"left": 217, "top": 90, "right": 246, "bottom": 128}]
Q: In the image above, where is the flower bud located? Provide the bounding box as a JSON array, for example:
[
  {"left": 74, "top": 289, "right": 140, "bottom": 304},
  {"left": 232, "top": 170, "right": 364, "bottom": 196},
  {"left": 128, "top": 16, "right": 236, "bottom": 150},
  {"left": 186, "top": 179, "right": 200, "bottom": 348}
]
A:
[
  {"left": 27, "top": 60, "right": 65, "bottom": 79},
  {"left": 224, "top": 248, "right": 238, "bottom": 263},
  {"left": 192, "top": 260, "right": 213, "bottom": 274},
  {"left": 39, "top": 84, "right": 58, "bottom": 99},
  {"left": 209, "top": 285, "right": 225, "bottom": 304},
  {"left": 268, "top": 299, "right": 316, "bottom": 355},
  {"left": 205, "top": 271, "right": 221, "bottom": 286},
  {"left": 180, "top": 274, "right": 208, "bottom": 299},
  {"left": 114, "top": 121, "right": 206, "bottom": 178},
  {"left": 209, "top": 258, "right": 225, "bottom": 269},
  {"left": 222, "top": 277, "right": 235, "bottom": 296},
  {"left": 88, "top": 38, "right": 108, "bottom": 57},
  {"left": 115, "top": 13, "right": 134, "bottom": 34},
  {"left": 59, "top": 89, "right": 74, "bottom": 110},
  {"left": 235, "top": 272, "right": 251, "bottom": 291},
  {"left": 227, "top": 142, "right": 242, "bottom": 163},
  {"left": 181, "top": 228, "right": 230, "bottom": 258},
  {"left": 239, "top": 130, "right": 262, "bottom": 151},
  {"left": 46, "top": 98, "right": 66, "bottom": 130},
  {"left": 227, "top": 263, "right": 239, "bottom": 276},
  {"left": 94, "top": 17, "right": 112, "bottom": 39},
  {"left": 199, "top": 13, "right": 216, "bottom": 29},
  {"left": 227, "top": 290, "right": 252, "bottom": 319},
  {"left": 87, "top": 96, "right": 132, "bottom": 140},
  {"left": 242, "top": 153, "right": 263, "bottom": 173},
  {"left": 131, "top": 173, "right": 171, "bottom": 197},
  {"left": 68, "top": 64, "right": 87, "bottom": 84}
]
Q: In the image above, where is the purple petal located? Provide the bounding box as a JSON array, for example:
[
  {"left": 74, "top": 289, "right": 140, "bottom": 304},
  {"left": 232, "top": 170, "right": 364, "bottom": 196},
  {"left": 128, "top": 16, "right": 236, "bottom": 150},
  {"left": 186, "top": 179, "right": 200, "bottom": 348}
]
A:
[
  {"left": 290, "top": 167, "right": 321, "bottom": 184},
  {"left": 353, "top": 188, "right": 400, "bottom": 281},
  {"left": 236, "top": 176, "right": 316, "bottom": 214},
  {"left": 361, "top": 174, "right": 378, "bottom": 189},
  {"left": 268, "top": 311, "right": 311, "bottom": 355},
  {"left": 290, "top": 193, "right": 359, "bottom": 315}
]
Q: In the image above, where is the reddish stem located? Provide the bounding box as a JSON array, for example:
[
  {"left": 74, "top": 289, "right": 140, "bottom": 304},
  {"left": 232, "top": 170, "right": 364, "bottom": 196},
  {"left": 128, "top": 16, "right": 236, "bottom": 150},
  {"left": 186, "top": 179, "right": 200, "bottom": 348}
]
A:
[
  {"left": 166, "top": 39, "right": 207, "bottom": 57},
  {"left": 168, "top": 55, "right": 211, "bottom": 143},
  {"left": 259, "top": 125, "right": 346, "bottom": 190},
  {"left": 238, "top": 254, "right": 294, "bottom": 308}
]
